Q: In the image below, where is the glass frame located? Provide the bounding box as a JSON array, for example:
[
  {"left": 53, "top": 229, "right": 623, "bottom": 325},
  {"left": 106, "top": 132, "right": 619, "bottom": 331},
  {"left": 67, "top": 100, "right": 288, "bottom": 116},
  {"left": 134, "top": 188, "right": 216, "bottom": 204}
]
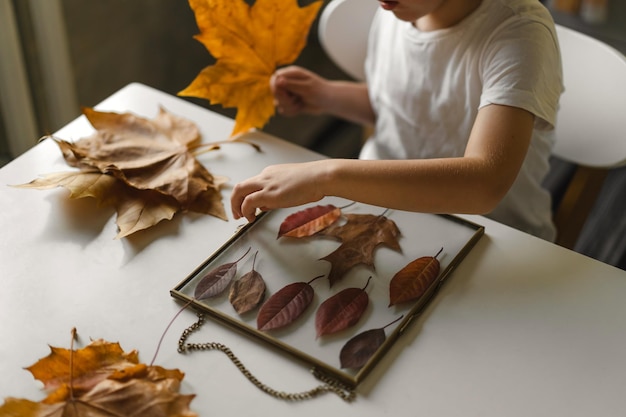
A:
[{"left": 171, "top": 199, "right": 484, "bottom": 388}]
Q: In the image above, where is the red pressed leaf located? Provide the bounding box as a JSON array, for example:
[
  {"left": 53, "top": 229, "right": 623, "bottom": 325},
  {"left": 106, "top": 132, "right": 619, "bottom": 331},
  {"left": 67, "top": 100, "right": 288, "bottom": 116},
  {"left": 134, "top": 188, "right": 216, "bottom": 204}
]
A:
[
  {"left": 339, "top": 316, "right": 403, "bottom": 369},
  {"left": 194, "top": 247, "right": 251, "bottom": 300},
  {"left": 257, "top": 275, "right": 323, "bottom": 331},
  {"left": 389, "top": 248, "right": 443, "bottom": 307},
  {"left": 315, "top": 276, "right": 372, "bottom": 338},
  {"left": 229, "top": 251, "right": 266, "bottom": 314},
  {"left": 277, "top": 204, "right": 341, "bottom": 238}
]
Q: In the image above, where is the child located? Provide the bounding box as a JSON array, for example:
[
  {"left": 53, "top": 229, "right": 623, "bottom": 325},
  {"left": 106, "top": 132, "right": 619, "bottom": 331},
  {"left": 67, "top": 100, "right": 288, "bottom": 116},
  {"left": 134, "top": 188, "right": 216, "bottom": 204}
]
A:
[{"left": 231, "top": 0, "right": 563, "bottom": 241}]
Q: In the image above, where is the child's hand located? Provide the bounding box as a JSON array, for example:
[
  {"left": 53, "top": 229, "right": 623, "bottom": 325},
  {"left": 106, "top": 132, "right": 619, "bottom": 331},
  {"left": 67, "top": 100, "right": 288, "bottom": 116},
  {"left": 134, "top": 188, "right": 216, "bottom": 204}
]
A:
[
  {"left": 270, "top": 66, "right": 329, "bottom": 116},
  {"left": 230, "top": 161, "right": 327, "bottom": 222}
]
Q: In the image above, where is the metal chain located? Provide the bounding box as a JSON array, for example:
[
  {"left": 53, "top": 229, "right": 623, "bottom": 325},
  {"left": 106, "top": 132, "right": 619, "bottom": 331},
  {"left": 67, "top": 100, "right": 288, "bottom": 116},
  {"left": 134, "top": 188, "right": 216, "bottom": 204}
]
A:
[{"left": 177, "top": 312, "right": 356, "bottom": 402}]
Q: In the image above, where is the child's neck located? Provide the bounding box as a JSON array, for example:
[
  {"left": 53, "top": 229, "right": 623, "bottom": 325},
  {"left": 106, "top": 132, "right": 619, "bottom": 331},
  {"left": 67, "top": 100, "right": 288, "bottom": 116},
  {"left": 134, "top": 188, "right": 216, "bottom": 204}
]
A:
[{"left": 416, "top": 0, "right": 482, "bottom": 31}]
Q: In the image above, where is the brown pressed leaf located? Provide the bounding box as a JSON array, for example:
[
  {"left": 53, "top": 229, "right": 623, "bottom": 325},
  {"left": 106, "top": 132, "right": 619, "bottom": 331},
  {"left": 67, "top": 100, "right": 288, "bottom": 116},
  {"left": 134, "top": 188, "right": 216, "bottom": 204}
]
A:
[
  {"left": 179, "top": 0, "right": 323, "bottom": 137},
  {"left": 315, "top": 276, "right": 372, "bottom": 338},
  {"left": 277, "top": 204, "right": 341, "bottom": 238},
  {"left": 339, "top": 316, "right": 403, "bottom": 369},
  {"left": 0, "top": 333, "right": 197, "bottom": 417},
  {"left": 14, "top": 107, "right": 228, "bottom": 238},
  {"left": 318, "top": 213, "right": 402, "bottom": 286},
  {"left": 389, "top": 248, "right": 443, "bottom": 307},
  {"left": 194, "top": 247, "right": 251, "bottom": 300},
  {"left": 229, "top": 251, "right": 266, "bottom": 314},
  {"left": 257, "top": 275, "right": 323, "bottom": 331}
]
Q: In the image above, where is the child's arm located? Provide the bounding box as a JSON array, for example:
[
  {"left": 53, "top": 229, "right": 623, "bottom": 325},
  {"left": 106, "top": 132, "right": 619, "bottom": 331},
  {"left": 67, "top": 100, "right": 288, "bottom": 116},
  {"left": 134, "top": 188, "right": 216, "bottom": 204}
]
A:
[
  {"left": 271, "top": 66, "right": 375, "bottom": 126},
  {"left": 231, "top": 104, "right": 535, "bottom": 222}
]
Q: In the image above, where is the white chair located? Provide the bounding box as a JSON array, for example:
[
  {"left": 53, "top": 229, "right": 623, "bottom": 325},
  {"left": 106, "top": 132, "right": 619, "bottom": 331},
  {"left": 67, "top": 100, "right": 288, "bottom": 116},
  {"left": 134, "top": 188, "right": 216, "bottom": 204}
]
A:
[
  {"left": 318, "top": 0, "right": 626, "bottom": 249},
  {"left": 551, "top": 25, "right": 626, "bottom": 249},
  {"left": 318, "top": 0, "right": 377, "bottom": 81}
]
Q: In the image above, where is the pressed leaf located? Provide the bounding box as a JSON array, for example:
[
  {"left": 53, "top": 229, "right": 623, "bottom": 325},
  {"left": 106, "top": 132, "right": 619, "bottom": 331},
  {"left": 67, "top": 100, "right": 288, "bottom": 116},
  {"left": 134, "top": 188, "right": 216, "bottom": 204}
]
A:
[
  {"left": 229, "top": 251, "right": 266, "bottom": 314},
  {"left": 179, "top": 0, "right": 323, "bottom": 137},
  {"left": 194, "top": 247, "right": 251, "bottom": 300},
  {"left": 389, "top": 248, "right": 443, "bottom": 307},
  {"left": 318, "top": 213, "right": 402, "bottom": 286},
  {"left": 339, "top": 316, "right": 403, "bottom": 369},
  {"left": 257, "top": 275, "right": 323, "bottom": 331},
  {"left": 315, "top": 276, "right": 372, "bottom": 338},
  {"left": 277, "top": 204, "right": 341, "bottom": 238}
]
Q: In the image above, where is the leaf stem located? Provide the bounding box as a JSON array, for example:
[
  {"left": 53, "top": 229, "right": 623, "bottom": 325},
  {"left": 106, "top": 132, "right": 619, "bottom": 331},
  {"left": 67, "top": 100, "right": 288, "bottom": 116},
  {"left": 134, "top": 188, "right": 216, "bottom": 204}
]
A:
[
  {"left": 434, "top": 247, "right": 444, "bottom": 259},
  {"left": 150, "top": 299, "right": 194, "bottom": 366},
  {"left": 69, "top": 327, "right": 77, "bottom": 401},
  {"left": 382, "top": 315, "right": 404, "bottom": 331},
  {"left": 307, "top": 274, "right": 325, "bottom": 285},
  {"left": 189, "top": 139, "right": 261, "bottom": 156},
  {"left": 339, "top": 201, "right": 356, "bottom": 210}
]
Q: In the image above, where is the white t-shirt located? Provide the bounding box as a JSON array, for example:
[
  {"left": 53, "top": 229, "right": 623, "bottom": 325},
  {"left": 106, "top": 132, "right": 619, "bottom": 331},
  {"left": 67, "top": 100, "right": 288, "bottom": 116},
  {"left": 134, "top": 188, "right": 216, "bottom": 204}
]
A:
[{"left": 361, "top": 0, "right": 563, "bottom": 241}]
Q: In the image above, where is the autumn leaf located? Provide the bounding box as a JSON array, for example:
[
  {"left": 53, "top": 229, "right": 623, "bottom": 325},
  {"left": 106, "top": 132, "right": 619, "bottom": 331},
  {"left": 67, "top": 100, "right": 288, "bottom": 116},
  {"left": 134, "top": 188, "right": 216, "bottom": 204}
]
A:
[
  {"left": 257, "top": 275, "right": 323, "bottom": 331},
  {"left": 0, "top": 333, "right": 197, "bottom": 417},
  {"left": 317, "top": 213, "right": 402, "bottom": 286},
  {"left": 339, "top": 316, "right": 403, "bottom": 370},
  {"left": 194, "top": 247, "right": 251, "bottom": 299},
  {"left": 277, "top": 204, "right": 341, "bottom": 238},
  {"left": 389, "top": 248, "right": 443, "bottom": 307},
  {"left": 229, "top": 251, "right": 267, "bottom": 314},
  {"left": 179, "top": 0, "right": 323, "bottom": 137},
  {"left": 315, "top": 276, "right": 371, "bottom": 338},
  {"left": 14, "top": 107, "right": 227, "bottom": 238}
]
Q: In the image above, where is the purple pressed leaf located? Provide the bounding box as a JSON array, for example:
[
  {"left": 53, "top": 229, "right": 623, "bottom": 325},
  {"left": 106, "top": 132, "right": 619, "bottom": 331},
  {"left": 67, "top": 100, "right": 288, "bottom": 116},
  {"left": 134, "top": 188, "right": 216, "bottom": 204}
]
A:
[
  {"left": 194, "top": 247, "right": 251, "bottom": 300},
  {"left": 257, "top": 275, "right": 323, "bottom": 331},
  {"left": 315, "top": 276, "right": 372, "bottom": 338}
]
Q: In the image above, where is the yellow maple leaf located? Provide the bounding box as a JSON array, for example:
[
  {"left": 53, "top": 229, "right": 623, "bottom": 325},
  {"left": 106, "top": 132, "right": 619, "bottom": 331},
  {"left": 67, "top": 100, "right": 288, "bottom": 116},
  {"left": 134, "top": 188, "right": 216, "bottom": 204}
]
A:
[{"left": 179, "top": 0, "right": 323, "bottom": 138}]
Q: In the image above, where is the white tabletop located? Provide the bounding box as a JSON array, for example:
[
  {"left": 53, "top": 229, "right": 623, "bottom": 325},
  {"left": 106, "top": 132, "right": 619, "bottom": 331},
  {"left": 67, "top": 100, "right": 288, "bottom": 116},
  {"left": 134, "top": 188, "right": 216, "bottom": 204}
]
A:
[{"left": 2, "top": 83, "right": 625, "bottom": 416}]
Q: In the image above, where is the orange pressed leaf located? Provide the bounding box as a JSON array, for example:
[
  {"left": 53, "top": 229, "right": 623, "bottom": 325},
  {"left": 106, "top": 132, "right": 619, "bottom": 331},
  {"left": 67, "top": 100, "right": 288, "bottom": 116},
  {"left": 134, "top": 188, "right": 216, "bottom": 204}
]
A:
[
  {"left": 388, "top": 248, "right": 444, "bottom": 307},
  {"left": 179, "top": 0, "right": 323, "bottom": 137},
  {"left": 277, "top": 204, "right": 341, "bottom": 238}
]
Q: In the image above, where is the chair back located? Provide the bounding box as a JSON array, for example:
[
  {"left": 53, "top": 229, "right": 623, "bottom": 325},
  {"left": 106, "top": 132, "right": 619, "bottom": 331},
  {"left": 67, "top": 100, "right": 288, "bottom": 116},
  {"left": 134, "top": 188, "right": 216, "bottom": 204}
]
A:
[
  {"left": 318, "top": 0, "right": 377, "bottom": 81},
  {"left": 553, "top": 25, "right": 626, "bottom": 168}
]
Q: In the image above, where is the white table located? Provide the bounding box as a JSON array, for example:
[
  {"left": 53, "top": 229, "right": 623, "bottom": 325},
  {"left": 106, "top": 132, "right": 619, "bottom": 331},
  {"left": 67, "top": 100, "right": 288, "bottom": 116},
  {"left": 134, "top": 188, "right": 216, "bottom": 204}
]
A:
[{"left": 2, "top": 83, "right": 625, "bottom": 416}]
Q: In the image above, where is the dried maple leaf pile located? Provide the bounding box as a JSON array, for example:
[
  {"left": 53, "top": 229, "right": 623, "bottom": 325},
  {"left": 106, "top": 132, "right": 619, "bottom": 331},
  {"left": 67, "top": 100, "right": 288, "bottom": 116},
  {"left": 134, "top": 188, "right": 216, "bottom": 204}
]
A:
[
  {"left": 17, "top": 107, "right": 227, "bottom": 238},
  {"left": 0, "top": 332, "right": 196, "bottom": 417}
]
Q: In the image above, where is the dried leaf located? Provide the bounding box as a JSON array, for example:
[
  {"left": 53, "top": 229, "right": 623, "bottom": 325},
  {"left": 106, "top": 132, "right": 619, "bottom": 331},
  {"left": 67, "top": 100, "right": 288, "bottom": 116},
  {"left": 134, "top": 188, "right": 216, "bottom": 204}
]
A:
[
  {"left": 339, "top": 316, "right": 403, "bottom": 369},
  {"left": 194, "top": 247, "right": 251, "bottom": 299},
  {"left": 389, "top": 248, "right": 443, "bottom": 307},
  {"left": 277, "top": 204, "right": 341, "bottom": 238},
  {"left": 318, "top": 213, "right": 402, "bottom": 286},
  {"left": 25, "top": 339, "right": 139, "bottom": 398},
  {"left": 315, "top": 276, "right": 372, "bottom": 338},
  {"left": 257, "top": 275, "right": 323, "bottom": 331},
  {"left": 0, "top": 333, "right": 197, "bottom": 417},
  {"left": 229, "top": 251, "right": 266, "bottom": 314},
  {"left": 13, "top": 107, "right": 227, "bottom": 238},
  {"left": 179, "top": 0, "right": 323, "bottom": 137}
]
